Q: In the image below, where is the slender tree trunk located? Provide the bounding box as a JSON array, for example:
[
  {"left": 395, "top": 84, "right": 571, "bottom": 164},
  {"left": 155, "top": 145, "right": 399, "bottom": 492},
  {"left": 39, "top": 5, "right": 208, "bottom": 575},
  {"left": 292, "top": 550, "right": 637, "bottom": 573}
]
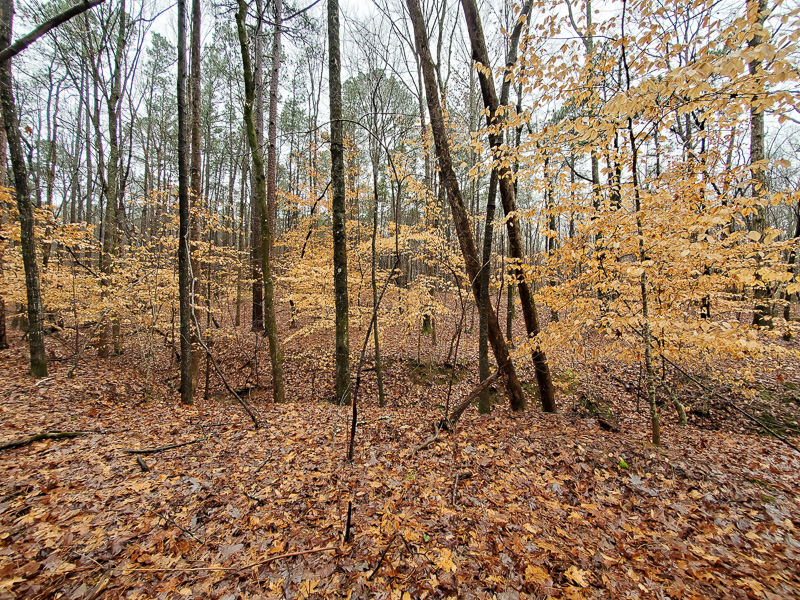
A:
[
  {"left": 267, "top": 0, "right": 281, "bottom": 243},
  {"left": 478, "top": 167, "right": 498, "bottom": 414},
  {"left": 372, "top": 163, "right": 385, "bottom": 407},
  {"left": 406, "top": 0, "right": 526, "bottom": 411},
  {"left": 748, "top": 0, "right": 770, "bottom": 327},
  {"left": 250, "top": 0, "right": 264, "bottom": 331},
  {"left": 0, "top": 107, "right": 7, "bottom": 351},
  {"left": 459, "top": 0, "right": 557, "bottom": 412},
  {"left": 0, "top": 0, "right": 46, "bottom": 376},
  {"left": 329, "top": 0, "right": 350, "bottom": 404},
  {"left": 177, "top": 0, "right": 193, "bottom": 404},
  {"left": 236, "top": 0, "right": 285, "bottom": 403}
]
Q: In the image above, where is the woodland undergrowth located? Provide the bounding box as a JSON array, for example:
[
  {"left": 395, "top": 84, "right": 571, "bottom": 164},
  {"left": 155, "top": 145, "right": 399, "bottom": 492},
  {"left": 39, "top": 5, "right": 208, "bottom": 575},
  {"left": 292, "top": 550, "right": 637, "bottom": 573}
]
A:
[{"left": 1, "top": 311, "right": 799, "bottom": 600}]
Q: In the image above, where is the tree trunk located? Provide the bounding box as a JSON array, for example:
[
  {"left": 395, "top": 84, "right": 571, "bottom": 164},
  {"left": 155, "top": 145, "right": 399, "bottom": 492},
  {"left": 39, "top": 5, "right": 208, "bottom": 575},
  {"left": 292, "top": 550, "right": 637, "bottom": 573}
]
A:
[
  {"left": 0, "top": 107, "right": 7, "bottom": 351},
  {"left": 372, "top": 163, "right": 385, "bottom": 407},
  {"left": 236, "top": 0, "right": 285, "bottom": 403},
  {"left": 250, "top": 0, "right": 264, "bottom": 331},
  {"left": 748, "top": 0, "right": 770, "bottom": 327},
  {"left": 0, "top": 0, "right": 47, "bottom": 376},
  {"left": 459, "top": 0, "right": 557, "bottom": 412},
  {"left": 406, "top": 0, "right": 526, "bottom": 411},
  {"left": 266, "top": 0, "right": 281, "bottom": 242},
  {"left": 329, "top": 0, "right": 351, "bottom": 404},
  {"left": 478, "top": 167, "right": 498, "bottom": 414},
  {"left": 177, "top": 0, "right": 193, "bottom": 404}
]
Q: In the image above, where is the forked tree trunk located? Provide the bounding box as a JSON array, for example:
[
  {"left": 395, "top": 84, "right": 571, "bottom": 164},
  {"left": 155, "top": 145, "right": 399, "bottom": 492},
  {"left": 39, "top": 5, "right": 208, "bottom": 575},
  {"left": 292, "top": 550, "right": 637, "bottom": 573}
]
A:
[
  {"left": 236, "top": 0, "right": 285, "bottom": 403},
  {"left": 0, "top": 0, "right": 46, "bottom": 376},
  {"left": 406, "top": 0, "right": 526, "bottom": 411},
  {"left": 459, "top": 0, "right": 557, "bottom": 412}
]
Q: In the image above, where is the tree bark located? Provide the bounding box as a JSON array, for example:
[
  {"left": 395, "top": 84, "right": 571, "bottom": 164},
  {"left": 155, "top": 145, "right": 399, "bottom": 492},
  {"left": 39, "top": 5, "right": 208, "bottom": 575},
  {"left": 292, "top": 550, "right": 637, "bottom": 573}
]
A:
[
  {"left": 459, "top": 0, "right": 557, "bottom": 412},
  {"left": 329, "top": 0, "right": 350, "bottom": 404},
  {"left": 748, "top": 0, "right": 770, "bottom": 327},
  {"left": 236, "top": 0, "right": 285, "bottom": 403},
  {"left": 0, "top": 0, "right": 46, "bottom": 376},
  {"left": 250, "top": 0, "right": 264, "bottom": 331},
  {"left": 177, "top": 0, "right": 193, "bottom": 404},
  {"left": 0, "top": 107, "right": 7, "bottom": 351},
  {"left": 406, "top": 0, "right": 526, "bottom": 411},
  {"left": 266, "top": 0, "right": 280, "bottom": 241}
]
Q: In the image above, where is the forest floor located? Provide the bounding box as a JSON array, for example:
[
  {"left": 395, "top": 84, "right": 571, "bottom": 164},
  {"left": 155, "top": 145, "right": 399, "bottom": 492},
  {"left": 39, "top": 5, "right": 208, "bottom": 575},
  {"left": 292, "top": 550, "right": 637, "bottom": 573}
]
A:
[{"left": 1, "top": 314, "right": 800, "bottom": 599}]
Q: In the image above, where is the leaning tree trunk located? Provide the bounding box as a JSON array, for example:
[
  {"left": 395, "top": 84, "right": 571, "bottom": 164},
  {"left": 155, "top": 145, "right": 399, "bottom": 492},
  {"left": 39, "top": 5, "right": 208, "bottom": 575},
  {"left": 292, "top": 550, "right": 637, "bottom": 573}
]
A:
[
  {"left": 236, "top": 0, "right": 285, "bottom": 403},
  {"left": 0, "top": 0, "right": 47, "bottom": 376},
  {"left": 406, "top": 0, "right": 527, "bottom": 411},
  {"left": 459, "top": 0, "right": 557, "bottom": 412},
  {"left": 329, "top": 0, "right": 351, "bottom": 405}
]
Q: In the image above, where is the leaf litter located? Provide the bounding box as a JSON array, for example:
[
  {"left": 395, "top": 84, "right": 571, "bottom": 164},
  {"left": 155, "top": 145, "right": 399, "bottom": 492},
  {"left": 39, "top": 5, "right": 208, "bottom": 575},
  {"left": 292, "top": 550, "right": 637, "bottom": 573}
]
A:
[{"left": 0, "top": 346, "right": 799, "bottom": 599}]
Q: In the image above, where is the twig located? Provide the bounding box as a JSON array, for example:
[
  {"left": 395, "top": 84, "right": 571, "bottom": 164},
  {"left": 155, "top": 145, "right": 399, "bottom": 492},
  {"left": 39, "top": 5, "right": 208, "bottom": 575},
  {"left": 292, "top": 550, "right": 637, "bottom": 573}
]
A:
[
  {"left": 412, "top": 422, "right": 441, "bottom": 456},
  {"left": 136, "top": 456, "right": 149, "bottom": 472},
  {"left": 124, "top": 545, "right": 337, "bottom": 573},
  {"left": 120, "top": 438, "right": 203, "bottom": 454},
  {"left": 368, "top": 534, "right": 398, "bottom": 581},
  {"left": 0, "top": 431, "right": 82, "bottom": 451},
  {"left": 85, "top": 568, "right": 112, "bottom": 600},
  {"left": 150, "top": 509, "right": 202, "bottom": 544},
  {"left": 344, "top": 501, "right": 353, "bottom": 542}
]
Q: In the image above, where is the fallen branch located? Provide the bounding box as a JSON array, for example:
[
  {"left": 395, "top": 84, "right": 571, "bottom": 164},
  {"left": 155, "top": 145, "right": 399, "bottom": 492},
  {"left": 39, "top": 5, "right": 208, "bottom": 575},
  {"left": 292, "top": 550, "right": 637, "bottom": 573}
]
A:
[
  {"left": 449, "top": 371, "right": 501, "bottom": 425},
  {"left": 124, "top": 545, "right": 337, "bottom": 573},
  {"left": 368, "top": 534, "right": 398, "bottom": 581},
  {"left": 413, "top": 373, "right": 502, "bottom": 456},
  {"left": 412, "top": 421, "right": 442, "bottom": 456},
  {"left": 0, "top": 431, "right": 82, "bottom": 451},
  {"left": 120, "top": 438, "right": 203, "bottom": 455},
  {"left": 136, "top": 457, "right": 149, "bottom": 472}
]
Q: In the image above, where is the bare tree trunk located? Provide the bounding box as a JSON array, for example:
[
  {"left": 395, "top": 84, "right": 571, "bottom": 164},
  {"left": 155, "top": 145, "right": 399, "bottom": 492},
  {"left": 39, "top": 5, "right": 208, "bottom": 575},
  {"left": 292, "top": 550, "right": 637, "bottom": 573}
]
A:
[
  {"left": 177, "top": 0, "right": 193, "bottom": 404},
  {"left": 748, "top": 0, "right": 770, "bottom": 327},
  {"left": 459, "top": 0, "right": 557, "bottom": 412},
  {"left": 0, "top": 107, "right": 7, "bottom": 351},
  {"left": 371, "top": 161, "right": 385, "bottom": 407},
  {"left": 406, "top": 0, "right": 526, "bottom": 411},
  {"left": 478, "top": 168, "right": 497, "bottom": 414},
  {"left": 236, "top": 0, "right": 285, "bottom": 403},
  {"left": 0, "top": 0, "right": 47, "bottom": 376},
  {"left": 329, "top": 0, "right": 350, "bottom": 404},
  {"left": 250, "top": 0, "right": 264, "bottom": 331},
  {"left": 266, "top": 0, "right": 281, "bottom": 242}
]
